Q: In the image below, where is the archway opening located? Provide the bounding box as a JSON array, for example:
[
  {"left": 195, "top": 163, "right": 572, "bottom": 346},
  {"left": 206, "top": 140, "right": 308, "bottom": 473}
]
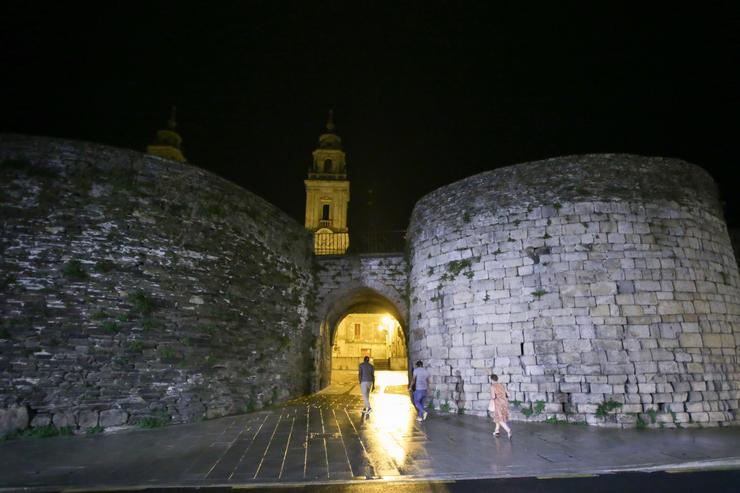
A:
[
  {"left": 316, "top": 286, "right": 409, "bottom": 390},
  {"left": 330, "top": 312, "right": 408, "bottom": 386}
]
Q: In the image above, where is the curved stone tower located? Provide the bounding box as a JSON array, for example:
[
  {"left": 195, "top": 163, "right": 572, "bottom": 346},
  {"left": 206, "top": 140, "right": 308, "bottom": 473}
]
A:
[
  {"left": 0, "top": 135, "right": 315, "bottom": 433},
  {"left": 408, "top": 154, "right": 739, "bottom": 427}
]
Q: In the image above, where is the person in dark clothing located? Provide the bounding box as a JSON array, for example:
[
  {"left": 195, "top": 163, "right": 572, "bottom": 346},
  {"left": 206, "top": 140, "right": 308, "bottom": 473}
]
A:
[{"left": 358, "top": 356, "right": 375, "bottom": 414}]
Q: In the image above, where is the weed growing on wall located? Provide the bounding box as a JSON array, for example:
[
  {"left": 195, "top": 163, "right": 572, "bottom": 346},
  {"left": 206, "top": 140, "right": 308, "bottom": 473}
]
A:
[
  {"left": 595, "top": 400, "right": 623, "bottom": 418},
  {"left": 136, "top": 410, "right": 171, "bottom": 429},
  {"left": 94, "top": 260, "right": 116, "bottom": 273},
  {"left": 102, "top": 321, "right": 119, "bottom": 333},
  {"left": 521, "top": 400, "right": 545, "bottom": 417},
  {"left": 2, "top": 425, "right": 73, "bottom": 441},
  {"left": 158, "top": 347, "right": 176, "bottom": 360},
  {"left": 127, "top": 341, "right": 144, "bottom": 352},
  {"left": 532, "top": 289, "right": 547, "bottom": 299},
  {"left": 129, "top": 290, "right": 155, "bottom": 315},
  {"left": 62, "top": 260, "right": 87, "bottom": 279}
]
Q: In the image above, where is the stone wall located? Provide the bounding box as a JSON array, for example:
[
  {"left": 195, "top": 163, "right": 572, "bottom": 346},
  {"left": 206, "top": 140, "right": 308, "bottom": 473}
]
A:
[
  {"left": 0, "top": 135, "right": 316, "bottom": 434},
  {"left": 408, "top": 154, "right": 740, "bottom": 427}
]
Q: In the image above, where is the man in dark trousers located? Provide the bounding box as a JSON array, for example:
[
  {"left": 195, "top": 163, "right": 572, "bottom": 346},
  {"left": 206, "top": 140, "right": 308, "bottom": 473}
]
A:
[
  {"left": 408, "top": 360, "right": 429, "bottom": 421},
  {"left": 358, "top": 356, "right": 375, "bottom": 415}
]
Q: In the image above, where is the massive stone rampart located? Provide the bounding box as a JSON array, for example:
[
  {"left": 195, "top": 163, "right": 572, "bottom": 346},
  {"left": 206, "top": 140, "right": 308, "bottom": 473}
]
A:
[
  {"left": 408, "top": 154, "right": 740, "bottom": 426},
  {"left": 0, "top": 135, "right": 315, "bottom": 433}
]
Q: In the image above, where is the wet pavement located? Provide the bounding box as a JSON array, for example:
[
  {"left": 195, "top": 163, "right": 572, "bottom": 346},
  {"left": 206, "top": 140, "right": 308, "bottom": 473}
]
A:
[{"left": 1, "top": 374, "right": 739, "bottom": 491}]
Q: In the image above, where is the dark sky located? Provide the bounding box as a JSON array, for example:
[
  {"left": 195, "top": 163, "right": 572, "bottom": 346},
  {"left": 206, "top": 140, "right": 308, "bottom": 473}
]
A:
[{"left": 2, "top": 1, "right": 739, "bottom": 230}]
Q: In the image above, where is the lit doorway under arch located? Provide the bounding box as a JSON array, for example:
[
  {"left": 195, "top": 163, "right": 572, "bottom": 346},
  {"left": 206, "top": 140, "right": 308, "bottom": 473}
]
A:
[
  {"left": 315, "top": 286, "right": 409, "bottom": 390},
  {"left": 330, "top": 312, "right": 408, "bottom": 385}
]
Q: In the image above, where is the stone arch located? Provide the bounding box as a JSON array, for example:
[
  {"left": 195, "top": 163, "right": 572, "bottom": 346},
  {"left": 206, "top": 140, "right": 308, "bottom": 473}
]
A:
[
  {"left": 316, "top": 282, "right": 409, "bottom": 389},
  {"left": 320, "top": 280, "right": 408, "bottom": 333},
  {"left": 324, "top": 286, "right": 406, "bottom": 343},
  {"left": 312, "top": 254, "right": 410, "bottom": 389}
]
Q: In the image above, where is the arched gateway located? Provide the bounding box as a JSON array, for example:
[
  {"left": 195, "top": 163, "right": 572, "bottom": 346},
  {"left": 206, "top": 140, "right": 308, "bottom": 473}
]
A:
[{"left": 313, "top": 255, "right": 409, "bottom": 389}]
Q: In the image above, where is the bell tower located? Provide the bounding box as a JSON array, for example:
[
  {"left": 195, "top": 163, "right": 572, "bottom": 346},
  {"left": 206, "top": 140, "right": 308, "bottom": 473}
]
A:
[
  {"left": 304, "top": 110, "right": 350, "bottom": 254},
  {"left": 146, "top": 106, "right": 187, "bottom": 162}
]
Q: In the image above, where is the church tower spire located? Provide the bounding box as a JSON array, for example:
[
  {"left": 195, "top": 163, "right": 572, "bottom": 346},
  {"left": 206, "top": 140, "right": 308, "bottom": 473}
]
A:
[
  {"left": 146, "top": 106, "right": 186, "bottom": 162},
  {"left": 304, "top": 110, "right": 350, "bottom": 254}
]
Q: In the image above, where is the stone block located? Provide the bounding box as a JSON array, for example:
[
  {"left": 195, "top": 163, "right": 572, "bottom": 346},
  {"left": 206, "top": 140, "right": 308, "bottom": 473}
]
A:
[
  {"left": 653, "top": 393, "right": 673, "bottom": 403},
  {"left": 666, "top": 402, "right": 685, "bottom": 412},
  {"left": 77, "top": 410, "right": 99, "bottom": 429},
  {"left": 567, "top": 364, "right": 602, "bottom": 375},
  {"left": 690, "top": 381, "right": 707, "bottom": 392},
  {"left": 0, "top": 405, "right": 29, "bottom": 435},
  {"left": 472, "top": 345, "right": 496, "bottom": 359},
  {"left": 677, "top": 333, "right": 703, "bottom": 348},
  {"left": 553, "top": 326, "right": 580, "bottom": 340},
  {"left": 693, "top": 300, "right": 710, "bottom": 313},
  {"left": 589, "top": 304, "right": 610, "bottom": 316},
  {"left": 690, "top": 412, "right": 709, "bottom": 422},
  {"left": 590, "top": 281, "right": 618, "bottom": 296},
  {"left": 634, "top": 292, "right": 658, "bottom": 305},
  {"left": 603, "top": 363, "right": 634, "bottom": 375},
  {"left": 485, "top": 331, "right": 511, "bottom": 345},
  {"left": 702, "top": 334, "right": 722, "bottom": 347},
  {"left": 621, "top": 305, "right": 645, "bottom": 317},
  {"left": 533, "top": 341, "right": 561, "bottom": 354},
  {"left": 688, "top": 391, "right": 704, "bottom": 402},
  {"left": 650, "top": 348, "right": 675, "bottom": 361},
  {"left": 449, "top": 346, "right": 472, "bottom": 359},
  {"left": 525, "top": 329, "right": 553, "bottom": 341},
  {"left": 622, "top": 404, "right": 643, "bottom": 413},
  {"left": 431, "top": 346, "right": 449, "bottom": 359},
  {"left": 657, "top": 301, "right": 684, "bottom": 315},
  {"left": 496, "top": 344, "right": 522, "bottom": 356},
  {"left": 463, "top": 332, "right": 485, "bottom": 346},
  {"left": 31, "top": 414, "right": 51, "bottom": 427},
  {"left": 453, "top": 290, "right": 474, "bottom": 305},
  {"left": 570, "top": 393, "right": 602, "bottom": 404},
  {"left": 100, "top": 409, "right": 129, "bottom": 427},
  {"left": 559, "top": 382, "right": 583, "bottom": 393},
  {"left": 583, "top": 351, "right": 606, "bottom": 365},
  {"left": 52, "top": 411, "right": 76, "bottom": 428},
  {"left": 592, "top": 339, "right": 623, "bottom": 351},
  {"left": 557, "top": 352, "right": 582, "bottom": 364},
  {"left": 708, "top": 411, "right": 728, "bottom": 422},
  {"left": 638, "top": 383, "right": 656, "bottom": 393},
  {"left": 590, "top": 383, "right": 612, "bottom": 393}
]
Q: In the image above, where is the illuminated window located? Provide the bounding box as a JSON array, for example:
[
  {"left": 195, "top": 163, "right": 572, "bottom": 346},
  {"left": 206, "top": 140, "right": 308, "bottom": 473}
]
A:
[
  {"left": 354, "top": 323, "right": 361, "bottom": 339},
  {"left": 322, "top": 204, "right": 330, "bottom": 221}
]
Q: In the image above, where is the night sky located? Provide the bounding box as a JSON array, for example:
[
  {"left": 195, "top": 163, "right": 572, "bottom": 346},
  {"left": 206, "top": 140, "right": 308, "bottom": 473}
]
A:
[{"left": 2, "top": 2, "right": 738, "bottom": 231}]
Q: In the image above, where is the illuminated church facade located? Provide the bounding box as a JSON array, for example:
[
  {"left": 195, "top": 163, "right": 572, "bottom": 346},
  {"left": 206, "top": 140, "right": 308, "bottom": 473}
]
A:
[{"left": 303, "top": 111, "right": 350, "bottom": 255}]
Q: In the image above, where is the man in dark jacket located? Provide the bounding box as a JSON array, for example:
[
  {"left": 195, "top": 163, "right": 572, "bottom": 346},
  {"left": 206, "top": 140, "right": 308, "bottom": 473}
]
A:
[{"left": 358, "top": 356, "right": 375, "bottom": 414}]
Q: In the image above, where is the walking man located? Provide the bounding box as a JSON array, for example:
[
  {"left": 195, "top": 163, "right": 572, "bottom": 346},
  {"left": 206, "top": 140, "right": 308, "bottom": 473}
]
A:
[
  {"left": 358, "top": 355, "right": 375, "bottom": 415},
  {"left": 408, "top": 360, "right": 429, "bottom": 421}
]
